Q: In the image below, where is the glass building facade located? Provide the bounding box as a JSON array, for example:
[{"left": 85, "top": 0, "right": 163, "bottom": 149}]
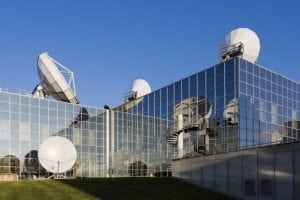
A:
[
  {"left": 0, "top": 91, "right": 108, "bottom": 179},
  {"left": 111, "top": 111, "right": 171, "bottom": 177},
  {"left": 238, "top": 58, "right": 300, "bottom": 147},
  {"left": 118, "top": 57, "right": 300, "bottom": 159},
  {"left": 1, "top": 57, "right": 300, "bottom": 179}
]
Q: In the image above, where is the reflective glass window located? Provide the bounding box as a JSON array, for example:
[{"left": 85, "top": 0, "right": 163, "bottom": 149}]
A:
[
  {"left": 207, "top": 67, "right": 214, "bottom": 79},
  {"left": 225, "top": 59, "right": 234, "bottom": 72},
  {"left": 216, "top": 63, "right": 224, "bottom": 76},
  {"left": 225, "top": 71, "right": 234, "bottom": 83},
  {"left": 207, "top": 78, "right": 214, "bottom": 90},
  {"left": 198, "top": 71, "right": 205, "bottom": 82},
  {"left": 216, "top": 75, "right": 224, "bottom": 87}
]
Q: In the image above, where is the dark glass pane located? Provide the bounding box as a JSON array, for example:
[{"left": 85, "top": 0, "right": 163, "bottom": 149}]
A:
[
  {"left": 260, "top": 68, "right": 266, "bottom": 79},
  {"left": 247, "top": 85, "right": 253, "bottom": 96},
  {"left": 207, "top": 89, "right": 214, "bottom": 100},
  {"left": 216, "top": 86, "right": 224, "bottom": 98},
  {"left": 182, "top": 78, "right": 189, "bottom": 89},
  {"left": 226, "top": 71, "right": 235, "bottom": 83},
  {"left": 149, "top": 93, "right": 154, "bottom": 113},
  {"left": 207, "top": 78, "right": 214, "bottom": 90},
  {"left": 271, "top": 73, "right": 277, "bottom": 83},
  {"left": 182, "top": 87, "right": 188, "bottom": 100},
  {"left": 190, "top": 85, "right": 197, "bottom": 97},
  {"left": 207, "top": 67, "right": 214, "bottom": 79},
  {"left": 216, "top": 63, "right": 224, "bottom": 76},
  {"left": 240, "top": 70, "right": 246, "bottom": 82},
  {"left": 247, "top": 73, "right": 253, "bottom": 85},
  {"left": 198, "top": 71, "right": 205, "bottom": 82},
  {"left": 225, "top": 59, "right": 234, "bottom": 72},
  {"left": 216, "top": 97, "right": 224, "bottom": 109},
  {"left": 198, "top": 81, "right": 205, "bottom": 96},
  {"left": 239, "top": 59, "right": 246, "bottom": 71},
  {"left": 254, "top": 65, "right": 260, "bottom": 76},
  {"left": 266, "top": 70, "right": 271, "bottom": 81},
  {"left": 190, "top": 75, "right": 197, "bottom": 86},
  {"left": 216, "top": 75, "right": 224, "bottom": 87},
  {"left": 226, "top": 82, "right": 235, "bottom": 94},
  {"left": 240, "top": 82, "right": 246, "bottom": 94},
  {"left": 175, "top": 81, "right": 181, "bottom": 104},
  {"left": 155, "top": 90, "right": 160, "bottom": 108},
  {"left": 161, "top": 87, "right": 167, "bottom": 106},
  {"left": 246, "top": 62, "right": 253, "bottom": 73},
  {"left": 167, "top": 85, "right": 174, "bottom": 105},
  {"left": 266, "top": 81, "right": 271, "bottom": 91}
]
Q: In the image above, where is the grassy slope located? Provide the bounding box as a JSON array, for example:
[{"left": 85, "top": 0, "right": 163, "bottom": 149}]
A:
[{"left": 0, "top": 177, "right": 232, "bottom": 200}]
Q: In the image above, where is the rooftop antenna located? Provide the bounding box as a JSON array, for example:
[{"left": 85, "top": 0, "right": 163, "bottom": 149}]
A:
[
  {"left": 220, "top": 28, "right": 260, "bottom": 63},
  {"left": 123, "top": 79, "right": 151, "bottom": 111},
  {"left": 32, "top": 52, "right": 79, "bottom": 104}
]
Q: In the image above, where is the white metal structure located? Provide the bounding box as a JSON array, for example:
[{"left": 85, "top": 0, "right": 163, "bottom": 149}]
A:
[
  {"left": 33, "top": 52, "right": 79, "bottom": 104},
  {"left": 124, "top": 79, "right": 151, "bottom": 110},
  {"left": 220, "top": 28, "right": 260, "bottom": 63},
  {"left": 38, "top": 136, "right": 77, "bottom": 175}
]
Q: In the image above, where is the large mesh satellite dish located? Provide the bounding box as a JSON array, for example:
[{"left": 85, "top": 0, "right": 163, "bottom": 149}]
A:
[
  {"left": 38, "top": 136, "right": 77, "bottom": 174},
  {"left": 220, "top": 28, "right": 260, "bottom": 63},
  {"left": 33, "top": 52, "right": 79, "bottom": 104}
]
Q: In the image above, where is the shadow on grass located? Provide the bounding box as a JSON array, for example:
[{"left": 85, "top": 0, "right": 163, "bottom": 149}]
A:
[{"left": 58, "top": 177, "right": 233, "bottom": 200}]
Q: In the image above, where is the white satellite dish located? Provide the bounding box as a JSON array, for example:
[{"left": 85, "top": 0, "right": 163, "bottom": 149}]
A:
[
  {"left": 129, "top": 79, "right": 151, "bottom": 100},
  {"left": 38, "top": 136, "right": 77, "bottom": 175},
  {"left": 33, "top": 52, "right": 79, "bottom": 104},
  {"left": 123, "top": 79, "right": 151, "bottom": 111},
  {"left": 220, "top": 28, "right": 260, "bottom": 63}
]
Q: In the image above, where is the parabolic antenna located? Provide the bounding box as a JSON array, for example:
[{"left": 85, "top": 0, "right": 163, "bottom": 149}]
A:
[
  {"left": 124, "top": 79, "right": 151, "bottom": 111},
  {"left": 129, "top": 79, "right": 151, "bottom": 100},
  {"left": 33, "top": 52, "right": 79, "bottom": 104},
  {"left": 220, "top": 28, "right": 260, "bottom": 63},
  {"left": 38, "top": 136, "right": 77, "bottom": 174}
]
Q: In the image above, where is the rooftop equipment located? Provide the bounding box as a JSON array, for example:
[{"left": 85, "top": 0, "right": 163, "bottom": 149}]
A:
[
  {"left": 122, "top": 79, "right": 151, "bottom": 111},
  {"left": 32, "top": 52, "right": 79, "bottom": 104},
  {"left": 220, "top": 28, "right": 260, "bottom": 63}
]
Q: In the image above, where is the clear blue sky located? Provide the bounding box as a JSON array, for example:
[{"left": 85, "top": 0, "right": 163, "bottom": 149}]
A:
[{"left": 0, "top": 0, "right": 299, "bottom": 108}]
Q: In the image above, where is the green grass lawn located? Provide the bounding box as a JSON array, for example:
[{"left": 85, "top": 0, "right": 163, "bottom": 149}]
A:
[{"left": 0, "top": 177, "right": 232, "bottom": 200}]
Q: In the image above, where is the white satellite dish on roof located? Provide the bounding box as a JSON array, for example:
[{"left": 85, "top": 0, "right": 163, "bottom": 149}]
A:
[
  {"left": 123, "top": 79, "right": 151, "bottom": 111},
  {"left": 33, "top": 52, "right": 79, "bottom": 104},
  {"left": 38, "top": 136, "right": 77, "bottom": 175},
  {"left": 220, "top": 28, "right": 260, "bottom": 63},
  {"left": 130, "top": 79, "right": 151, "bottom": 99}
]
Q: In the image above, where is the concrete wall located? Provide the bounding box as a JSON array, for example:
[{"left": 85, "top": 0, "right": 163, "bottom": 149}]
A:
[{"left": 172, "top": 142, "right": 300, "bottom": 200}]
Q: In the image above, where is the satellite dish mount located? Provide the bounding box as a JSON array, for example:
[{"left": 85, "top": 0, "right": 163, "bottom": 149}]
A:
[{"left": 220, "top": 42, "right": 244, "bottom": 61}]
